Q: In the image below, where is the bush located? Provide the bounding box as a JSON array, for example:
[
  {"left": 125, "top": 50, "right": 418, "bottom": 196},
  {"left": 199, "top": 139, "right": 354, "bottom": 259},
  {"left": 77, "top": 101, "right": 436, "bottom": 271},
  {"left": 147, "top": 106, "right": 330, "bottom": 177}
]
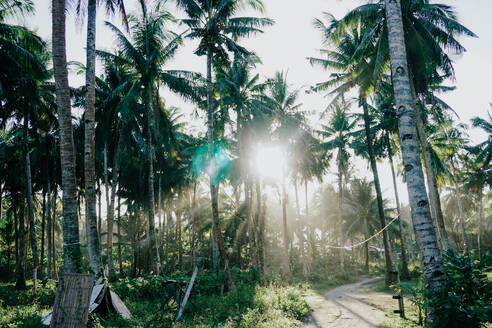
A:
[{"left": 429, "top": 250, "right": 492, "bottom": 328}]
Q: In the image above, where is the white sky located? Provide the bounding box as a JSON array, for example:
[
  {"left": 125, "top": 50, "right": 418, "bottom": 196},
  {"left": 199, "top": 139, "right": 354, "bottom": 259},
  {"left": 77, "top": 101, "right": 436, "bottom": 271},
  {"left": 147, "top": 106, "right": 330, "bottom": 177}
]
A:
[{"left": 24, "top": 0, "right": 492, "bottom": 208}]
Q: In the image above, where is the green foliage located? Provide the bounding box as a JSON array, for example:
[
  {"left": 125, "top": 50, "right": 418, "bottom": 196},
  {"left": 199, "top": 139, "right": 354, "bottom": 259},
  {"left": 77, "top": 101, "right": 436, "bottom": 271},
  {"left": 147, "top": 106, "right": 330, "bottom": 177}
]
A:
[
  {"left": 430, "top": 250, "right": 492, "bottom": 328},
  {"left": 108, "top": 270, "right": 308, "bottom": 327}
]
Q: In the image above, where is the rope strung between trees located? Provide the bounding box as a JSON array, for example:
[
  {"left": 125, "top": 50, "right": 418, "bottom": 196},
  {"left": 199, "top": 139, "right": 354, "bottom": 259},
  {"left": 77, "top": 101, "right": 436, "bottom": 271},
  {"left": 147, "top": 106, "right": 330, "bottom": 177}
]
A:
[{"left": 324, "top": 216, "right": 399, "bottom": 250}]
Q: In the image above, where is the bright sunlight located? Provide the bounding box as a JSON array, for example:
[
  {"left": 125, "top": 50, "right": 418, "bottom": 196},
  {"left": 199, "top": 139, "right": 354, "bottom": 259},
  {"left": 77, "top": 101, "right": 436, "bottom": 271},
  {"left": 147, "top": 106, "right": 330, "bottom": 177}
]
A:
[{"left": 253, "top": 144, "right": 286, "bottom": 181}]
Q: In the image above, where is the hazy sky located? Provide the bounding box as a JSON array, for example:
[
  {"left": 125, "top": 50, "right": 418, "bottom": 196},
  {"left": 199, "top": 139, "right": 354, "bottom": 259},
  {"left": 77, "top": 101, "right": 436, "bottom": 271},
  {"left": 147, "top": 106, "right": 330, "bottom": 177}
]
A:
[{"left": 24, "top": 0, "right": 492, "bottom": 206}]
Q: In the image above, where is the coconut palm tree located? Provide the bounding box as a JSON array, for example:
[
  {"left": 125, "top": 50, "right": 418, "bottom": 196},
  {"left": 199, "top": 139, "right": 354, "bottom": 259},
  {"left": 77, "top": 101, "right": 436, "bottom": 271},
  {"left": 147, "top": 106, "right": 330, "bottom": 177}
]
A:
[
  {"left": 308, "top": 24, "right": 397, "bottom": 285},
  {"left": 52, "top": 0, "right": 83, "bottom": 273},
  {"left": 317, "top": 102, "right": 356, "bottom": 271},
  {"left": 384, "top": 1, "right": 445, "bottom": 321},
  {"left": 75, "top": 0, "right": 127, "bottom": 282},
  {"left": 100, "top": 0, "right": 199, "bottom": 275},
  {"left": 176, "top": 0, "right": 273, "bottom": 279},
  {"left": 328, "top": 0, "right": 474, "bottom": 257}
]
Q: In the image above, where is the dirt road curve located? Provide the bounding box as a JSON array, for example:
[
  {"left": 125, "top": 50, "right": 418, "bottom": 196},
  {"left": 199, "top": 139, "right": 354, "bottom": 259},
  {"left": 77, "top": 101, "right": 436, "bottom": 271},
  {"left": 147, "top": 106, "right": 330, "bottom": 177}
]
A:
[{"left": 304, "top": 277, "right": 384, "bottom": 328}]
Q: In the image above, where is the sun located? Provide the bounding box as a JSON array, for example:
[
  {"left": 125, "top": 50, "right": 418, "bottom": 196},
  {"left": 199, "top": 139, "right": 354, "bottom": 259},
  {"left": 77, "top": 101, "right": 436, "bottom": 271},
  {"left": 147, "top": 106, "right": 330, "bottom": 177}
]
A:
[{"left": 252, "top": 144, "right": 286, "bottom": 181}]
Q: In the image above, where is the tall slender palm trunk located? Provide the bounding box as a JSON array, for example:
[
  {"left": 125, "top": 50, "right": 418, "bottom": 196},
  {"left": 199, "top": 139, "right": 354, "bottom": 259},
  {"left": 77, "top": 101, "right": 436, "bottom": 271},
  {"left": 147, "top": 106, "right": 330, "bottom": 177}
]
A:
[
  {"left": 117, "top": 196, "right": 122, "bottom": 275},
  {"left": 16, "top": 199, "right": 26, "bottom": 289},
  {"left": 361, "top": 98, "right": 395, "bottom": 285},
  {"left": 256, "top": 180, "right": 266, "bottom": 278},
  {"left": 107, "top": 133, "right": 122, "bottom": 280},
  {"left": 146, "top": 85, "right": 161, "bottom": 275},
  {"left": 52, "top": 0, "right": 82, "bottom": 273},
  {"left": 85, "top": 0, "right": 104, "bottom": 282},
  {"left": 206, "top": 47, "right": 234, "bottom": 289},
  {"left": 46, "top": 180, "right": 52, "bottom": 279},
  {"left": 388, "top": 143, "right": 410, "bottom": 280},
  {"left": 384, "top": 0, "right": 446, "bottom": 323},
  {"left": 23, "top": 109, "right": 39, "bottom": 278},
  {"left": 449, "top": 158, "right": 469, "bottom": 253},
  {"left": 337, "top": 168, "right": 344, "bottom": 271},
  {"left": 294, "top": 179, "right": 308, "bottom": 275},
  {"left": 281, "top": 170, "right": 291, "bottom": 275},
  {"left": 477, "top": 187, "right": 483, "bottom": 257}
]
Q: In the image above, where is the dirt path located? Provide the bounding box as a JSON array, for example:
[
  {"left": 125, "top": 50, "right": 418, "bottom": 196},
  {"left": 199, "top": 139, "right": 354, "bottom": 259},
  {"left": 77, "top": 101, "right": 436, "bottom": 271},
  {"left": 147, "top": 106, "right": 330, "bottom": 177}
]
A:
[{"left": 304, "top": 277, "right": 385, "bottom": 328}]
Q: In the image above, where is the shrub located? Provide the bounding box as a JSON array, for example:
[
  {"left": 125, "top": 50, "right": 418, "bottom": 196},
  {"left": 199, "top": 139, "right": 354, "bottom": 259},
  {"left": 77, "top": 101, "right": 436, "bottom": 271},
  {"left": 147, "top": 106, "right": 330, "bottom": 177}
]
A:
[{"left": 429, "top": 250, "right": 492, "bottom": 328}]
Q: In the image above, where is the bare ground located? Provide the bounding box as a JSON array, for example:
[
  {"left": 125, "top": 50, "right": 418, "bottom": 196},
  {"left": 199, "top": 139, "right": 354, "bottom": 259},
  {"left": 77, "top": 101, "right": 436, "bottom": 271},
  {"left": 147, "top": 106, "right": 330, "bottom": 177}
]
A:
[{"left": 304, "top": 277, "right": 388, "bottom": 328}]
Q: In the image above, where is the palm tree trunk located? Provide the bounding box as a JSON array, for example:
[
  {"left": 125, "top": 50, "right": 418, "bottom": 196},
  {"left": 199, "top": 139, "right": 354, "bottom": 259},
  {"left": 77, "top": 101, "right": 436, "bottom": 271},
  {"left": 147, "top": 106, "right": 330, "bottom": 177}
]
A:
[
  {"left": 304, "top": 180, "right": 312, "bottom": 273},
  {"left": 477, "top": 186, "right": 483, "bottom": 258},
  {"left": 384, "top": 0, "right": 446, "bottom": 323},
  {"left": 388, "top": 143, "right": 410, "bottom": 280},
  {"left": 281, "top": 168, "right": 291, "bottom": 275},
  {"left": 117, "top": 195, "right": 122, "bottom": 276},
  {"left": 337, "top": 169, "right": 344, "bottom": 271},
  {"left": 177, "top": 191, "right": 183, "bottom": 270},
  {"left": 449, "top": 158, "right": 469, "bottom": 253},
  {"left": 191, "top": 183, "right": 197, "bottom": 267},
  {"left": 85, "top": 0, "right": 104, "bottom": 282},
  {"left": 246, "top": 182, "right": 258, "bottom": 268},
  {"left": 41, "top": 187, "right": 46, "bottom": 280},
  {"left": 146, "top": 84, "right": 161, "bottom": 275},
  {"left": 206, "top": 48, "right": 220, "bottom": 274},
  {"left": 107, "top": 133, "right": 122, "bottom": 280},
  {"left": 294, "top": 179, "right": 307, "bottom": 275},
  {"left": 256, "top": 179, "right": 266, "bottom": 278},
  {"left": 23, "top": 108, "right": 40, "bottom": 279},
  {"left": 16, "top": 198, "right": 26, "bottom": 289},
  {"left": 97, "top": 181, "right": 102, "bottom": 247},
  {"left": 206, "top": 47, "right": 234, "bottom": 288},
  {"left": 47, "top": 180, "right": 52, "bottom": 279},
  {"left": 361, "top": 98, "right": 395, "bottom": 285},
  {"left": 52, "top": 189, "right": 57, "bottom": 279},
  {"left": 412, "top": 90, "right": 450, "bottom": 251},
  {"left": 52, "top": 0, "right": 82, "bottom": 273}
]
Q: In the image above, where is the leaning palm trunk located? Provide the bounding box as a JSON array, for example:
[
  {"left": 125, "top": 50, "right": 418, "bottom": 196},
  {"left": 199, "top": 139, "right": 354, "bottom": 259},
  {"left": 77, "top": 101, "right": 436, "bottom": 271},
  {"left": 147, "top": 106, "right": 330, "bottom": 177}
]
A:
[
  {"left": 85, "top": 0, "right": 104, "bottom": 282},
  {"left": 23, "top": 109, "right": 39, "bottom": 278},
  {"left": 412, "top": 96, "right": 450, "bottom": 251},
  {"left": 52, "top": 0, "right": 82, "bottom": 273},
  {"left": 388, "top": 143, "right": 410, "bottom": 280},
  {"left": 361, "top": 98, "right": 396, "bottom": 285},
  {"left": 146, "top": 85, "right": 161, "bottom": 275},
  {"left": 384, "top": 0, "right": 446, "bottom": 324},
  {"left": 206, "top": 47, "right": 234, "bottom": 289},
  {"left": 449, "top": 158, "right": 469, "bottom": 253}
]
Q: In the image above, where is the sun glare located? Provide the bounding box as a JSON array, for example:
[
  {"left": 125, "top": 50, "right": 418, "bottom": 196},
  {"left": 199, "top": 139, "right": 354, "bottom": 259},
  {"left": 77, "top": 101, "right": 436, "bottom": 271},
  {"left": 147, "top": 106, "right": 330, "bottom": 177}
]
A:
[{"left": 253, "top": 144, "right": 286, "bottom": 181}]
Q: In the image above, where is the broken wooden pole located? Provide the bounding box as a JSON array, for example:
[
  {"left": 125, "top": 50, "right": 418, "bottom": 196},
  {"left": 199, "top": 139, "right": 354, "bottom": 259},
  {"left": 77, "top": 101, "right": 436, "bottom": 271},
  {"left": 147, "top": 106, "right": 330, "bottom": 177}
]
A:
[{"left": 176, "top": 266, "right": 198, "bottom": 321}]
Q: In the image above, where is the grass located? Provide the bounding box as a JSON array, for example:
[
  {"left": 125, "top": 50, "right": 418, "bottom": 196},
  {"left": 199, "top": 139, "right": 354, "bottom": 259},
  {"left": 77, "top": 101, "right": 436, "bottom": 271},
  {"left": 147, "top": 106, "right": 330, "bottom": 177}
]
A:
[{"left": 0, "top": 271, "right": 312, "bottom": 328}]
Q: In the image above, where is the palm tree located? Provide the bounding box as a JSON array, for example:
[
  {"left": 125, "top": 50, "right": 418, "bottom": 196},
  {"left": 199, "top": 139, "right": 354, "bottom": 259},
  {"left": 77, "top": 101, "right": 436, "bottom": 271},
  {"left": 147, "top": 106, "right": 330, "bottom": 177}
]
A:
[
  {"left": 52, "top": 0, "right": 83, "bottom": 273},
  {"left": 430, "top": 120, "right": 469, "bottom": 252},
  {"left": 384, "top": 1, "right": 445, "bottom": 321},
  {"left": 469, "top": 110, "right": 492, "bottom": 256},
  {"left": 328, "top": 0, "right": 475, "bottom": 256},
  {"left": 176, "top": 0, "right": 273, "bottom": 280},
  {"left": 317, "top": 102, "right": 355, "bottom": 271},
  {"left": 100, "top": 0, "right": 199, "bottom": 275},
  {"left": 75, "top": 0, "right": 127, "bottom": 282},
  {"left": 309, "top": 24, "right": 396, "bottom": 285}
]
